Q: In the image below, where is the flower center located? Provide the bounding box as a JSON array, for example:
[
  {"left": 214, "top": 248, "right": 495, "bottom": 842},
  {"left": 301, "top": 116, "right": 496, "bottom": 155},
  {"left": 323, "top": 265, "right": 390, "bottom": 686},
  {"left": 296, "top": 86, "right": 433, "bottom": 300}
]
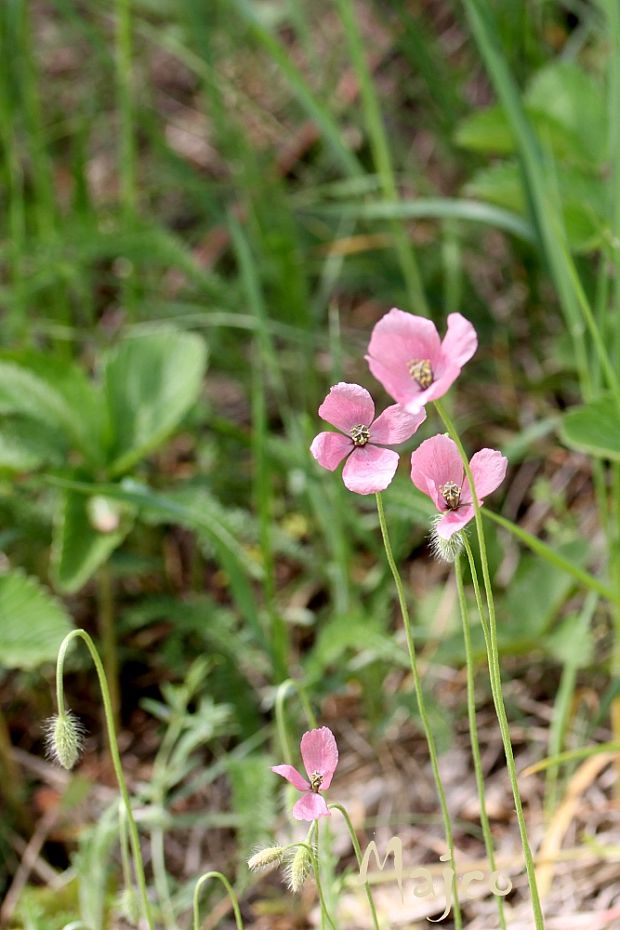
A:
[
  {"left": 408, "top": 359, "right": 433, "bottom": 389},
  {"left": 350, "top": 424, "right": 370, "bottom": 447},
  {"left": 309, "top": 771, "right": 323, "bottom": 793},
  {"left": 441, "top": 481, "right": 461, "bottom": 510}
]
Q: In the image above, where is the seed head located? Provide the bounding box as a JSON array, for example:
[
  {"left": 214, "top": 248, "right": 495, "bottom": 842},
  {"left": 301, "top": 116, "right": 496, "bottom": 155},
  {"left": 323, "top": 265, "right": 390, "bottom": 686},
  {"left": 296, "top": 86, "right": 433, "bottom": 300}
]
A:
[
  {"left": 429, "top": 517, "right": 466, "bottom": 564},
  {"left": 247, "top": 846, "right": 285, "bottom": 874},
  {"left": 284, "top": 843, "right": 314, "bottom": 893},
  {"left": 44, "top": 711, "right": 85, "bottom": 770}
]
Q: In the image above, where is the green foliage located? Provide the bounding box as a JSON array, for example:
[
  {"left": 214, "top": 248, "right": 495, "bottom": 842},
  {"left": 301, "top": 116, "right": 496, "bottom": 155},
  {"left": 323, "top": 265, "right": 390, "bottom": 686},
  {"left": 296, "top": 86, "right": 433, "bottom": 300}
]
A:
[
  {"left": 560, "top": 396, "right": 620, "bottom": 461},
  {"left": 0, "top": 569, "right": 72, "bottom": 670},
  {"left": 105, "top": 330, "right": 207, "bottom": 474}
]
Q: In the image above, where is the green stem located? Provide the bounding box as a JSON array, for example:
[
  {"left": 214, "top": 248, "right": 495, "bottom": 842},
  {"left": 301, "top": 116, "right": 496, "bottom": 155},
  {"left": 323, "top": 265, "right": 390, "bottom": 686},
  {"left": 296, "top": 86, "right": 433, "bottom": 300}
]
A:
[
  {"left": 193, "top": 871, "right": 244, "bottom": 930},
  {"left": 454, "top": 555, "right": 507, "bottom": 930},
  {"left": 96, "top": 566, "right": 120, "bottom": 729},
  {"left": 55, "top": 630, "right": 155, "bottom": 930},
  {"left": 329, "top": 803, "right": 381, "bottom": 930},
  {"left": 435, "top": 399, "right": 545, "bottom": 930},
  {"left": 482, "top": 509, "right": 617, "bottom": 603},
  {"left": 375, "top": 492, "right": 462, "bottom": 928}
]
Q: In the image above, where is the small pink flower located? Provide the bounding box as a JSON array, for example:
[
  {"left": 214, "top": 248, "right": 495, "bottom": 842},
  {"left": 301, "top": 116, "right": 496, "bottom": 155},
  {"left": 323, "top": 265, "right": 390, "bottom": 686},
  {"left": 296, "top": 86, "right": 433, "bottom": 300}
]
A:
[
  {"left": 310, "top": 382, "right": 425, "bottom": 495},
  {"left": 410, "top": 434, "right": 507, "bottom": 539},
  {"left": 272, "top": 727, "right": 339, "bottom": 821},
  {"left": 366, "top": 308, "right": 478, "bottom": 414}
]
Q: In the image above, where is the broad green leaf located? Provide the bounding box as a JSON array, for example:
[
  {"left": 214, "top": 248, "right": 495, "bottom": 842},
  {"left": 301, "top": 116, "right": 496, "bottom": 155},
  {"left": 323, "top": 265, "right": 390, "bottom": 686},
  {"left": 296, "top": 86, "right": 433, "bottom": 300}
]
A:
[
  {"left": 0, "top": 417, "right": 68, "bottom": 471},
  {"left": 454, "top": 105, "right": 514, "bottom": 153},
  {"left": 52, "top": 490, "right": 134, "bottom": 593},
  {"left": 0, "top": 569, "right": 73, "bottom": 670},
  {"left": 465, "top": 161, "right": 606, "bottom": 252},
  {"left": 5, "top": 351, "right": 109, "bottom": 464},
  {"left": 560, "top": 396, "right": 620, "bottom": 461},
  {"left": 104, "top": 329, "right": 207, "bottom": 474},
  {"left": 525, "top": 61, "right": 607, "bottom": 166}
]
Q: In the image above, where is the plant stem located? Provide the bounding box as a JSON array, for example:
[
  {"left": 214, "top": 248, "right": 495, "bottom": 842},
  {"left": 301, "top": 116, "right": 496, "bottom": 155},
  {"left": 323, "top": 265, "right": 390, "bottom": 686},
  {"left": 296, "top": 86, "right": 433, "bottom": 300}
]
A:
[
  {"left": 375, "top": 492, "right": 462, "bottom": 928},
  {"left": 454, "top": 555, "right": 507, "bottom": 930},
  {"left": 275, "top": 679, "right": 319, "bottom": 765},
  {"left": 193, "top": 871, "right": 244, "bottom": 930},
  {"left": 96, "top": 565, "right": 120, "bottom": 730},
  {"left": 435, "top": 399, "right": 545, "bottom": 930},
  {"left": 330, "top": 803, "right": 381, "bottom": 930},
  {"left": 55, "top": 630, "right": 155, "bottom": 930}
]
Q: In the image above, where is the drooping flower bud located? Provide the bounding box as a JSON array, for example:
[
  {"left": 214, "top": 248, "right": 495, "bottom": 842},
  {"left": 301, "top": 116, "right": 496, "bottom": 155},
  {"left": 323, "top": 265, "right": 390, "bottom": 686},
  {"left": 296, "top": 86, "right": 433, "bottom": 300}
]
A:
[
  {"left": 429, "top": 516, "right": 465, "bottom": 564},
  {"left": 44, "top": 711, "right": 84, "bottom": 770},
  {"left": 285, "top": 843, "right": 314, "bottom": 893},
  {"left": 247, "top": 846, "right": 285, "bottom": 874}
]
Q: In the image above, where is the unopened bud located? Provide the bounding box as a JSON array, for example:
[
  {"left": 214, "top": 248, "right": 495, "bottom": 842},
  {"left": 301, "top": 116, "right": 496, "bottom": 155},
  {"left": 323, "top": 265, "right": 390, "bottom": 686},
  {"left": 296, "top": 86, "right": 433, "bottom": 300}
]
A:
[
  {"left": 44, "top": 711, "right": 84, "bottom": 769},
  {"left": 115, "top": 888, "right": 140, "bottom": 925},
  {"left": 88, "top": 495, "right": 121, "bottom": 534},
  {"left": 247, "top": 846, "right": 285, "bottom": 873},
  {"left": 429, "top": 518, "right": 465, "bottom": 564},
  {"left": 285, "top": 844, "right": 314, "bottom": 893}
]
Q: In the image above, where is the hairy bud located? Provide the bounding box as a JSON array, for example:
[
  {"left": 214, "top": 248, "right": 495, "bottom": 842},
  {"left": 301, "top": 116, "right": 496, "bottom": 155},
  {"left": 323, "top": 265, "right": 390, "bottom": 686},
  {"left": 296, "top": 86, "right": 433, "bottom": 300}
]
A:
[
  {"left": 247, "top": 846, "right": 285, "bottom": 874},
  {"left": 44, "top": 711, "right": 84, "bottom": 770},
  {"left": 285, "top": 844, "right": 314, "bottom": 893},
  {"left": 429, "top": 518, "right": 465, "bottom": 564}
]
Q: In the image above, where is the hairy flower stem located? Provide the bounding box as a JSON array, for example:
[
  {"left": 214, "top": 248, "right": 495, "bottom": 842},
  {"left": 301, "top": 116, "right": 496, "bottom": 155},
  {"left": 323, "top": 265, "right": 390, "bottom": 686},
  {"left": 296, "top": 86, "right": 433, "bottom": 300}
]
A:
[
  {"left": 454, "top": 555, "right": 507, "bottom": 930},
  {"left": 193, "top": 871, "right": 244, "bottom": 930},
  {"left": 330, "top": 803, "right": 381, "bottom": 930},
  {"left": 55, "top": 630, "right": 155, "bottom": 930},
  {"left": 375, "top": 492, "right": 462, "bottom": 929},
  {"left": 435, "top": 400, "right": 545, "bottom": 930},
  {"left": 96, "top": 566, "right": 120, "bottom": 730}
]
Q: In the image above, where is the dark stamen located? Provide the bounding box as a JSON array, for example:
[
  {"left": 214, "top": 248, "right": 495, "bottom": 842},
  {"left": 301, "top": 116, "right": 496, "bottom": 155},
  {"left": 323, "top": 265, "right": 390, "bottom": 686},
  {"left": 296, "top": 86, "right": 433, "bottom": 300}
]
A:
[
  {"left": 441, "top": 481, "right": 461, "bottom": 510},
  {"left": 350, "top": 424, "right": 370, "bottom": 447}
]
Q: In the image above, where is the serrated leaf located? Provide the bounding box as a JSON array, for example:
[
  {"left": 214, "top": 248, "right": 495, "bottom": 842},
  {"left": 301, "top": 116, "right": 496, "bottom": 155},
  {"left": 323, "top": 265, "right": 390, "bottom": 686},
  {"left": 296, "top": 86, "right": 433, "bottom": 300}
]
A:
[
  {"left": 0, "top": 569, "right": 73, "bottom": 670},
  {"left": 52, "top": 490, "right": 134, "bottom": 593},
  {"left": 104, "top": 329, "right": 207, "bottom": 474},
  {"left": 560, "top": 396, "right": 620, "bottom": 461}
]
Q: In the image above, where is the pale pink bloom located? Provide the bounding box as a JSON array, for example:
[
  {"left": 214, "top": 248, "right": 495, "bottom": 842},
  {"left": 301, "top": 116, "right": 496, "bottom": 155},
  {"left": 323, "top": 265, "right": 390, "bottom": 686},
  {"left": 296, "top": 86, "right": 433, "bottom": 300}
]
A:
[
  {"left": 366, "top": 308, "right": 478, "bottom": 414},
  {"left": 410, "top": 434, "right": 507, "bottom": 539},
  {"left": 310, "top": 382, "right": 425, "bottom": 495},
  {"left": 272, "top": 727, "right": 339, "bottom": 821}
]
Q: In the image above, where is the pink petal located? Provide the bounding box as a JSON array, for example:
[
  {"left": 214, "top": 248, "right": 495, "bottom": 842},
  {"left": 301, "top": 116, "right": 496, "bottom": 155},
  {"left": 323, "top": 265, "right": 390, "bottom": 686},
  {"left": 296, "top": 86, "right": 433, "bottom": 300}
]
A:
[
  {"left": 440, "top": 313, "right": 478, "bottom": 368},
  {"left": 436, "top": 505, "right": 475, "bottom": 539},
  {"left": 342, "top": 445, "right": 399, "bottom": 495},
  {"left": 410, "top": 435, "right": 464, "bottom": 509},
  {"left": 318, "top": 383, "right": 374, "bottom": 433},
  {"left": 366, "top": 354, "right": 421, "bottom": 410},
  {"left": 310, "top": 432, "right": 352, "bottom": 471},
  {"left": 300, "top": 727, "right": 339, "bottom": 788},
  {"left": 271, "top": 764, "right": 310, "bottom": 791},
  {"left": 461, "top": 449, "right": 508, "bottom": 504},
  {"left": 293, "top": 792, "right": 330, "bottom": 821},
  {"left": 366, "top": 309, "right": 442, "bottom": 408},
  {"left": 368, "top": 308, "right": 442, "bottom": 367},
  {"left": 370, "top": 405, "right": 426, "bottom": 445}
]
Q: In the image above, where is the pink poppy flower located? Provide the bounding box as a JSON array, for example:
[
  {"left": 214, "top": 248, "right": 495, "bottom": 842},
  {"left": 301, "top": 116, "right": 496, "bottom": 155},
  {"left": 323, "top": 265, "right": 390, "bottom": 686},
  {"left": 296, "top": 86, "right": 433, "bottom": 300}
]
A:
[
  {"left": 272, "top": 727, "right": 339, "bottom": 821},
  {"left": 366, "top": 308, "right": 478, "bottom": 414},
  {"left": 310, "top": 382, "right": 425, "bottom": 495},
  {"left": 410, "top": 434, "right": 507, "bottom": 539}
]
